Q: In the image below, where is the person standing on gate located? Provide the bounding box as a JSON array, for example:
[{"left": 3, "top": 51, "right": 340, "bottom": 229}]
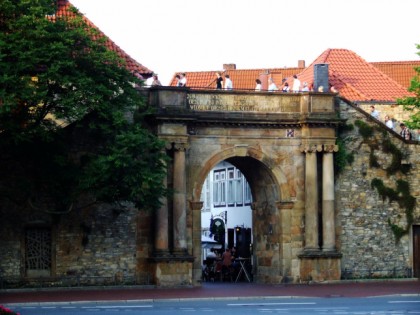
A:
[
  {"left": 224, "top": 74, "right": 233, "bottom": 90},
  {"left": 215, "top": 72, "right": 223, "bottom": 89},
  {"left": 255, "top": 79, "right": 262, "bottom": 91},
  {"left": 268, "top": 78, "right": 278, "bottom": 91},
  {"left": 292, "top": 74, "right": 301, "bottom": 92},
  {"left": 179, "top": 73, "right": 187, "bottom": 87}
]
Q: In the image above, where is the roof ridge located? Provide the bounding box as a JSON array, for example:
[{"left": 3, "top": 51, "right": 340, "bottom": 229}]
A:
[
  {"left": 370, "top": 60, "right": 420, "bottom": 64},
  {"left": 63, "top": 1, "right": 152, "bottom": 76}
]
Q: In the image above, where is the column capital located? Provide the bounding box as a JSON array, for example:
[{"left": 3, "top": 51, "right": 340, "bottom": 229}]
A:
[
  {"left": 300, "top": 144, "right": 323, "bottom": 153},
  {"left": 173, "top": 142, "right": 189, "bottom": 151},
  {"left": 189, "top": 200, "right": 203, "bottom": 211},
  {"left": 323, "top": 144, "right": 339, "bottom": 153}
]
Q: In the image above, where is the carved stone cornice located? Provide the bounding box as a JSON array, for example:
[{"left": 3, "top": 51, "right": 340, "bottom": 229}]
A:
[
  {"left": 299, "top": 144, "right": 323, "bottom": 153},
  {"left": 323, "top": 144, "right": 339, "bottom": 153}
]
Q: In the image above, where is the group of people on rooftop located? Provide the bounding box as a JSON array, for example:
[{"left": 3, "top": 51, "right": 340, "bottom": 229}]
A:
[{"left": 156, "top": 72, "right": 338, "bottom": 93}]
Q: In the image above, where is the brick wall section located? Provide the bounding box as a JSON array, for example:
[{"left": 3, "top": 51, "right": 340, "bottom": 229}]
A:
[{"left": 336, "top": 100, "right": 420, "bottom": 277}]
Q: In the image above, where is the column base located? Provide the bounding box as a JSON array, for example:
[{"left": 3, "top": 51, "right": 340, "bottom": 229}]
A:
[
  {"left": 298, "top": 250, "right": 342, "bottom": 282},
  {"left": 152, "top": 249, "right": 172, "bottom": 258},
  {"left": 172, "top": 248, "right": 194, "bottom": 262}
]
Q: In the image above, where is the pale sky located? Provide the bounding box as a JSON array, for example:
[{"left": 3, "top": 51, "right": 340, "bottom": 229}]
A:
[{"left": 70, "top": 0, "right": 419, "bottom": 85}]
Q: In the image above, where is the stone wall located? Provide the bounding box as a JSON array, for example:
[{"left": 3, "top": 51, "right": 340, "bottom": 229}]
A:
[
  {"left": 0, "top": 201, "right": 145, "bottom": 285},
  {"left": 336, "top": 100, "right": 420, "bottom": 278}
]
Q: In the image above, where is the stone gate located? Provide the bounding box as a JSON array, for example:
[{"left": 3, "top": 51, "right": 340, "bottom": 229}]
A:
[{"left": 144, "top": 87, "right": 342, "bottom": 286}]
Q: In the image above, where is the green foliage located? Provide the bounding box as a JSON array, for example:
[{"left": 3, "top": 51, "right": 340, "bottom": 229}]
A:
[
  {"left": 397, "top": 43, "right": 420, "bottom": 130},
  {"left": 370, "top": 178, "right": 399, "bottom": 203},
  {"left": 78, "top": 125, "right": 168, "bottom": 210},
  {"left": 0, "top": 0, "right": 166, "bottom": 212},
  {"left": 334, "top": 124, "right": 354, "bottom": 174},
  {"left": 371, "top": 178, "right": 416, "bottom": 242},
  {"left": 355, "top": 119, "right": 374, "bottom": 139},
  {"left": 382, "top": 138, "right": 411, "bottom": 175},
  {"left": 387, "top": 218, "right": 407, "bottom": 242}
]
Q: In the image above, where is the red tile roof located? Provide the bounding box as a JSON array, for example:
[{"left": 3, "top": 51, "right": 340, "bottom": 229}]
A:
[
  {"left": 296, "top": 49, "right": 413, "bottom": 102},
  {"left": 170, "top": 49, "right": 417, "bottom": 103},
  {"left": 371, "top": 61, "right": 420, "bottom": 90},
  {"left": 57, "top": 1, "right": 153, "bottom": 78}
]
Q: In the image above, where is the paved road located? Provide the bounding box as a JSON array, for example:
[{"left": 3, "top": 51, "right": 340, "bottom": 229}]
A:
[
  {"left": 1, "top": 280, "right": 419, "bottom": 304},
  {"left": 6, "top": 296, "right": 420, "bottom": 315}
]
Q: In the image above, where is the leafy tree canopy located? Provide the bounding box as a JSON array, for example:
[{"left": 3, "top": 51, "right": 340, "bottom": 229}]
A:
[
  {"left": 397, "top": 43, "right": 420, "bottom": 130},
  {"left": 0, "top": 0, "right": 167, "bottom": 212}
]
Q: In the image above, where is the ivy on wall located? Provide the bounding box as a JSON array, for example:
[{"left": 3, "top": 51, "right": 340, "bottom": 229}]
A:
[
  {"left": 350, "top": 119, "right": 416, "bottom": 242},
  {"left": 334, "top": 123, "right": 355, "bottom": 174}
]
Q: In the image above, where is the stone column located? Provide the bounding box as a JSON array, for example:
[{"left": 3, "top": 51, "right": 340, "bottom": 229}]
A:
[
  {"left": 302, "top": 145, "right": 321, "bottom": 251},
  {"left": 172, "top": 142, "right": 188, "bottom": 255},
  {"left": 322, "top": 145, "right": 338, "bottom": 252},
  {"left": 154, "top": 154, "right": 170, "bottom": 257}
]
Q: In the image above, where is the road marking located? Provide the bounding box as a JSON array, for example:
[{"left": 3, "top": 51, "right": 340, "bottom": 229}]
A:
[
  {"left": 228, "top": 302, "right": 317, "bottom": 306},
  {"left": 389, "top": 301, "right": 420, "bottom": 304}
]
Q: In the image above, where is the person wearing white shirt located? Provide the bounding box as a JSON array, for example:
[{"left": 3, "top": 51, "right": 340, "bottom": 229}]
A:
[
  {"left": 224, "top": 74, "right": 233, "bottom": 90},
  {"left": 385, "top": 115, "right": 394, "bottom": 129},
  {"left": 179, "top": 73, "right": 187, "bottom": 87},
  {"left": 370, "top": 105, "right": 380, "bottom": 119},
  {"left": 255, "top": 79, "right": 262, "bottom": 91},
  {"left": 292, "top": 74, "right": 301, "bottom": 92},
  {"left": 268, "top": 78, "right": 278, "bottom": 91}
]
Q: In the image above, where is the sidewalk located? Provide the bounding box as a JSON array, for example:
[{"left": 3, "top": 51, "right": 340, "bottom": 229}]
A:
[{"left": 1, "top": 280, "right": 419, "bottom": 304}]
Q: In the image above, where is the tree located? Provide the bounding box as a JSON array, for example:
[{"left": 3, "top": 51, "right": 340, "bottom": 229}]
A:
[
  {"left": 0, "top": 0, "right": 167, "bottom": 212},
  {"left": 397, "top": 43, "right": 420, "bottom": 130}
]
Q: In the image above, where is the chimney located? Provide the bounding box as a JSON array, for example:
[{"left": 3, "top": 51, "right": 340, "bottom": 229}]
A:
[
  {"left": 298, "top": 60, "right": 305, "bottom": 68},
  {"left": 223, "top": 64, "right": 236, "bottom": 70},
  {"left": 259, "top": 70, "right": 270, "bottom": 91},
  {"left": 314, "top": 64, "right": 329, "bottom": 92}
]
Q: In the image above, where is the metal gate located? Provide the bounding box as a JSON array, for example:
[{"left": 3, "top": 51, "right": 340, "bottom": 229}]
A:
[{"left": 25, "top": 228, "right": 51, "bottom": 277}]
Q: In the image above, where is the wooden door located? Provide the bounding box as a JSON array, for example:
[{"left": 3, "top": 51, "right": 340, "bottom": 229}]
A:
[{"left": 413, "top": 225, "right": 420, "bottom": 277}]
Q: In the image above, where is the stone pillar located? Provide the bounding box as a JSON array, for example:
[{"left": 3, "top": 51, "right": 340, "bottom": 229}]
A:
[
  {"left": 190, "top": 200, "right": 204, "bottom": 285},
  {"left": 322, "top": 145, "right": 338, "bottom": 252},
  {"left": 173, "top": 142, "right": 188, "bottom": 255},
  {"left": 302, "top": 145, "right": 321, "bottom": 251},
  {"left": 154, "top": 154, "right": 170, "bottom": 257}
]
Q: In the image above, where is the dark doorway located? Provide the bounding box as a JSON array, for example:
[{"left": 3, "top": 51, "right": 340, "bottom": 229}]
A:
[{"left": 413, "top": 225, "right": 420, "bottom": 277}]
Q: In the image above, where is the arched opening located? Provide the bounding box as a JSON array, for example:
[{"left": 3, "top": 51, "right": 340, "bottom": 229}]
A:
[{"left": 197, "top": 153, "right": 283, "bottom": 284}]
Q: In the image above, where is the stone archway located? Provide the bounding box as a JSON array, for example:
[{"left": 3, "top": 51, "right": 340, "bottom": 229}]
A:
[
  {"left": 148, "top": 88, "right": 342, "bottom": 286},
  {"left": 189, "top": 146, "right": 295, "bottom": 284}
]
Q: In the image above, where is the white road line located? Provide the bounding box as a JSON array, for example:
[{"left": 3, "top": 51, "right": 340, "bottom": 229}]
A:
[
  {"left": 228, "top": 302, "right": 317, "bottom": 306},
  {"left": 81, "top": 305, "right": 153, "bottom": 309},
  {"left": 389, "top": 301, "right": 420, "bottom": 304}
]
